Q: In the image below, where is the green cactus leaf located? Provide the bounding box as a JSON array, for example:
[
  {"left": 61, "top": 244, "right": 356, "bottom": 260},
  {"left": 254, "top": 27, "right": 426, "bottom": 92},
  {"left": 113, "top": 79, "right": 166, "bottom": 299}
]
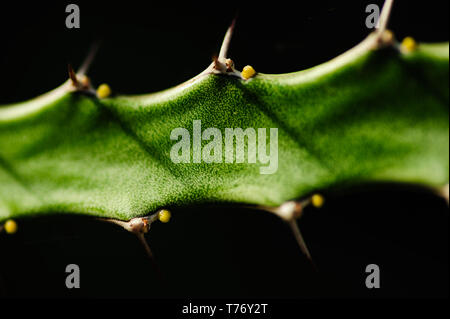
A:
[{"left": 0, "top": 32, "right": 448, "bottom": 222}]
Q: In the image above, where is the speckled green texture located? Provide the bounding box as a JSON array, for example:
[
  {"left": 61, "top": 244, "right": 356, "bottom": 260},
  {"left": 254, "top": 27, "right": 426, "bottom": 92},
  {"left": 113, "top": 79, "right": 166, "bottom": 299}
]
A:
[{"left": 0, "top": 38, "right": 448, "bottom": 221}]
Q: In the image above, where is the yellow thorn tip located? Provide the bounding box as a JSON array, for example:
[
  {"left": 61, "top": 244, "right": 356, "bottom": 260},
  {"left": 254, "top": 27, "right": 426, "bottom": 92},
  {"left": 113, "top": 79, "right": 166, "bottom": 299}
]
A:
[
  {"left": 242, "top": 65, "right": 256, "bottom": 80},
  {"left": 4, "top": 219, "right": 18, "bottom": 234},
  {"left": 311, "top": 194, "right": 324, "bottom": 208},
  {"left": 158, "top": 209, "right": 171, "bottom": 223},
  {"left": 401, "top": 37, "right": 417, "bottom": 53},
  {"left": 97, "top": 83, "right": 111, "bottom": 99}
]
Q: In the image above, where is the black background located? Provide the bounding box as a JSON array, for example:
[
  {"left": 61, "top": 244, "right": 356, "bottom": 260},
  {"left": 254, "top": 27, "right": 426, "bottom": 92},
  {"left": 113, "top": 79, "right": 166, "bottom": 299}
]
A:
[{"left": 0, "top": 0, "right": 448, "bottom": 299}]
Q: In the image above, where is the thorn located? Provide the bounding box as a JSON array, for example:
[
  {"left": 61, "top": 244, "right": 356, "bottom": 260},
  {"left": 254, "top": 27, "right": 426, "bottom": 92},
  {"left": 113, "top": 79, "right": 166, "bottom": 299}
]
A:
[
  {"left": 377, "top": 0, "right": 394, "bottom": 34},
  {"left": 100, "top": 214, "right": 157, "bottom": 235},
  {"left": 288, "top": 219, "right": 315, "bottom": 267},
  {"left": 99, "top": 209, "right": 172, "bottom": 259},
  {"left": 68, "top": 64, "right": 78, "bottom": 86},
  {"left": 218, "top": 18, "right": 236, "bottom": 61},
  {"left": 134, "top": 229, "right": 166, "bottom": 281},
  {"left": 277, "top": 201, "right": 303, "bottom": 220},
  {"left": 250, "top": 200, "right": 313, "bottom": 264},
  {"left": 68, "top": 63, "right": 92, "bottom": 93},
  {"left": 78, "top": 40, "right": 102, "bottom": 76},
  {"left": 98, "top": 211, "right": 172, "bottom": 283},
  {"left": 212, "top": 55, "right": 221, "bottom": 70},
  {"left": 136, "top": 233, "right": 166, "bottom": 281},
  {"left": 99, "top": 213, "right": 164, "bottom": 275},
  {"left": 67, "top": 41, "right": 101, "bottom": 93},
  {"left": 202, "top": 18, "right": 242, "bottom": 78},
  {"left": 136, "top": 232, "right": 154, "bottom": 259},
  {"left": 251, "top": 194, "right": 326, "bottom": 266},
  {"left": 371, "top": 0, "right": 396, "bottom": 48}
]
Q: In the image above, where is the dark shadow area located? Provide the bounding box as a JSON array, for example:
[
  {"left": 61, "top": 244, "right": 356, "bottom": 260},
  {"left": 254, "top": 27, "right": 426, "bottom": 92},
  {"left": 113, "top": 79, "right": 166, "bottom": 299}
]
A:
[{"left": 0, "top": 185, "right": 448, "bottom": 298}]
